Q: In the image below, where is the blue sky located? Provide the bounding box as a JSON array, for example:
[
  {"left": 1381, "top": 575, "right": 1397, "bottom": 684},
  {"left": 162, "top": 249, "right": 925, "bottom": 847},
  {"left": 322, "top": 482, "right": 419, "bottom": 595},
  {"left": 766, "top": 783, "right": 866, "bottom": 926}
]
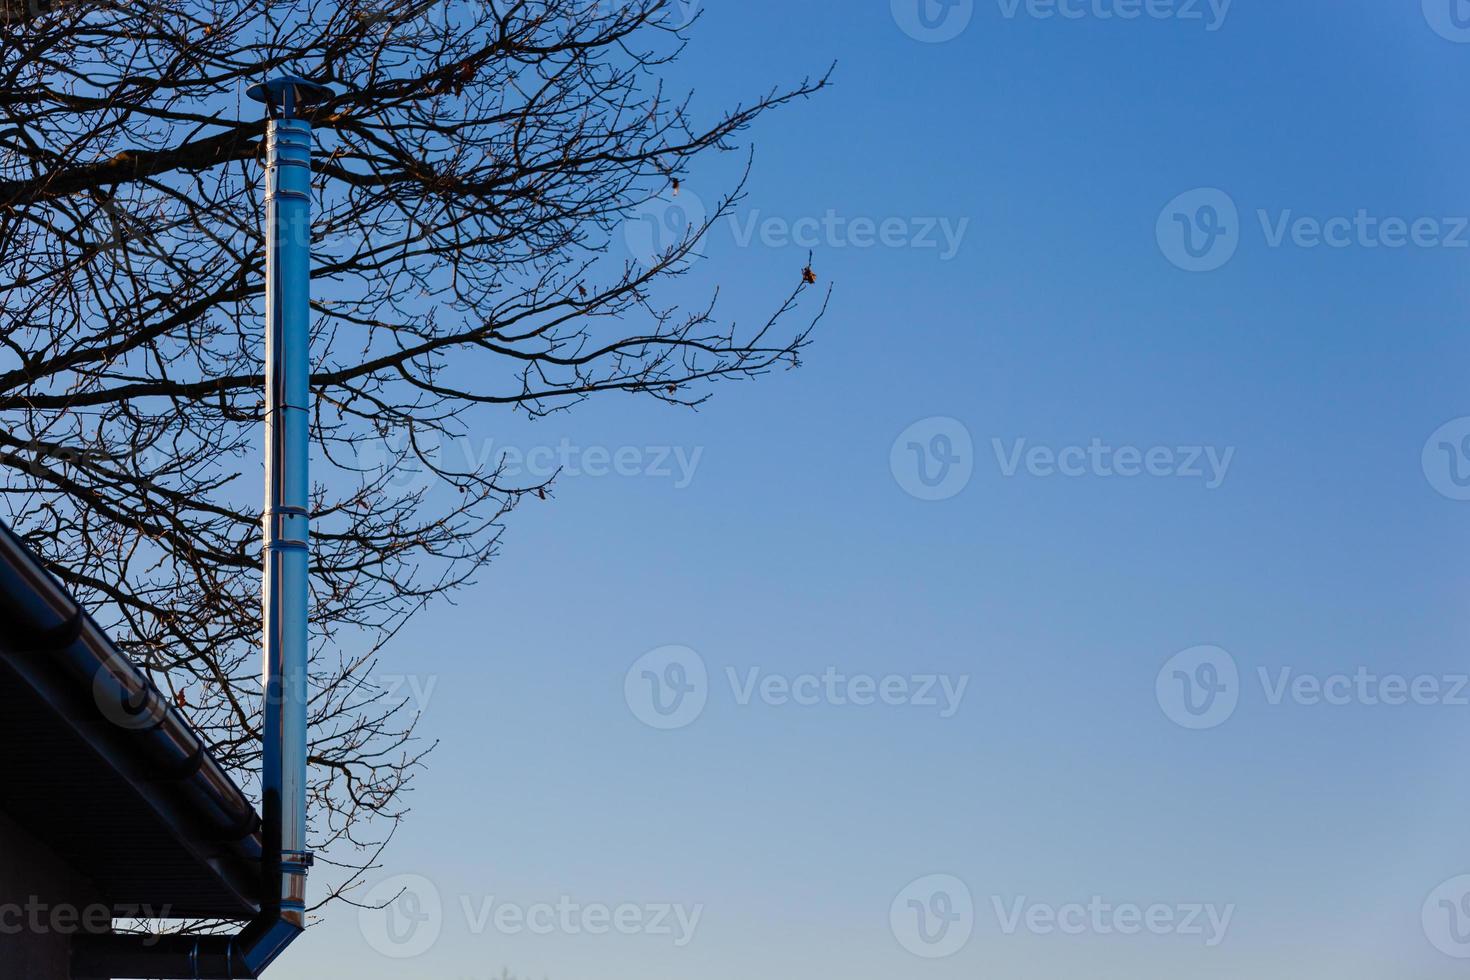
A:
[{"left": 282, "top": 2, "right": 1470, "bottom": 977}]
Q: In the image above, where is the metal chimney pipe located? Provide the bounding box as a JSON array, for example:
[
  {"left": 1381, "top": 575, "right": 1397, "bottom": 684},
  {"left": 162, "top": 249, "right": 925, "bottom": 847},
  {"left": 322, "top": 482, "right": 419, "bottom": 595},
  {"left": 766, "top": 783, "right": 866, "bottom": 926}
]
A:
[
  {"left": 250, "top": 73, "right": 332, "bottom": 973},
  {"left": 258, "top": 73, "right": 319, "bottom": 949},
  {"left": 72, "top": 75, "right": 333, "bottom": 979}
]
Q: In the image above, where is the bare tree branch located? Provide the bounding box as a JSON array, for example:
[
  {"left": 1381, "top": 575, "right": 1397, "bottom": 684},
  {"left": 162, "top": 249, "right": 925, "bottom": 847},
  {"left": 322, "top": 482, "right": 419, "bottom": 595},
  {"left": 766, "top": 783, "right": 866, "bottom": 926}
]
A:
[{"left": 0, "top": 0, "right": 830, "bottom": 918}]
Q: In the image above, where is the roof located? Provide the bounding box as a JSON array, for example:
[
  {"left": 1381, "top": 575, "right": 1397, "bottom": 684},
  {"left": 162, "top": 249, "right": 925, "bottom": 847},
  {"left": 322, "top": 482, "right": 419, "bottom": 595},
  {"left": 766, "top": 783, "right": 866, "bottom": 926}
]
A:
[{"left": 0, "top": 521, "right": 263, "bottom": 920}]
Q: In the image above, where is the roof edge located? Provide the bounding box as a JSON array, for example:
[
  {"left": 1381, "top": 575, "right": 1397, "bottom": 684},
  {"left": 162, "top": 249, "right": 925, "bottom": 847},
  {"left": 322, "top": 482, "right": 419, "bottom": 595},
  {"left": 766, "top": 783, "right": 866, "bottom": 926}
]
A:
[{"left": 0, "top": 521, "right": 264, "bottom": 917}]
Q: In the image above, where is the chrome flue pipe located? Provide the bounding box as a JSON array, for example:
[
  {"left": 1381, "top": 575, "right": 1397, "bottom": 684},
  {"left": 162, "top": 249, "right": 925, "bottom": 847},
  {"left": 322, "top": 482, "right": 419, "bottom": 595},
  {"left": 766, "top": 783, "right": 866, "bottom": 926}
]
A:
[
  {"left": 257, "top": 74, "right": 320, "bottom": 955},
  {"left": 74, "top": 75, "right": 330, "bottom": 980}
]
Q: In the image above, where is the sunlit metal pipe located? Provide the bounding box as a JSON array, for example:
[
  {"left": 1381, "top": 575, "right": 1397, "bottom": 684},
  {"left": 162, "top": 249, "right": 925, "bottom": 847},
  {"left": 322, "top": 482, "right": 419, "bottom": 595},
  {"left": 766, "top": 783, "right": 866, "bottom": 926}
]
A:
[
  {"left": 258, "top": 75, "right": 319, "bottom": 954},
  {"left": 73, "top": 74, "right": 330, "bottom": 980}
]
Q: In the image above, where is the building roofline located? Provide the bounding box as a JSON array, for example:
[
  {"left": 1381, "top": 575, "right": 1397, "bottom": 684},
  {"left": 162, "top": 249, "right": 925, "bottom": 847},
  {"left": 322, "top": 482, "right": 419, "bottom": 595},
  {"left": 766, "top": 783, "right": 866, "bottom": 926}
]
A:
[{"left": 0, "top": 520, "right": 263, "bottom": 919}]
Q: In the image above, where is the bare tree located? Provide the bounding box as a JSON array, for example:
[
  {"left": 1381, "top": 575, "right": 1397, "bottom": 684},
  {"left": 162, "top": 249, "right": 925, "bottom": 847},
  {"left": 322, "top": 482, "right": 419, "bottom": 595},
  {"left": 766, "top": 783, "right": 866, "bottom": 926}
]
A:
[{"left": 0, "top": 0, "right": 829, "bottom": 915}]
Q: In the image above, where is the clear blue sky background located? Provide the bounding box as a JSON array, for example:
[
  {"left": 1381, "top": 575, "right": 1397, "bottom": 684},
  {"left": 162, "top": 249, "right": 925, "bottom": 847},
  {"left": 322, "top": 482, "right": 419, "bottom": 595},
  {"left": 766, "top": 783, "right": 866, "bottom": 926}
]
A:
[{"left": 282, "top": 2, "right": 1470, "bottom": 977}]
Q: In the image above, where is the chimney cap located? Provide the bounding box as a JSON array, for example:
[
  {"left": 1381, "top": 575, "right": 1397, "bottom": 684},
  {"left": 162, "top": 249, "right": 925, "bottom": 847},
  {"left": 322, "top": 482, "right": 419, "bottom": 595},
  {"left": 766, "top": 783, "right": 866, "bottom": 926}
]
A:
[{"left": 247, "top": 75, "right": 334, "bottom": 118}]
